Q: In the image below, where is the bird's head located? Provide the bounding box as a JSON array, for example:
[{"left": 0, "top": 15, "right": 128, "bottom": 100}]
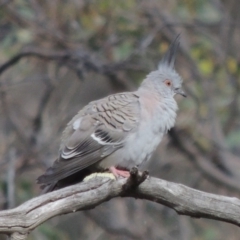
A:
[{"left": 142, "top": 35, "right": 186, "bottom": 98}]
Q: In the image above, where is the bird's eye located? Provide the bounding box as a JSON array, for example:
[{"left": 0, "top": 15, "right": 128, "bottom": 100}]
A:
[{"left": 164, "top": 79, "right": 172, "bottom": 87}]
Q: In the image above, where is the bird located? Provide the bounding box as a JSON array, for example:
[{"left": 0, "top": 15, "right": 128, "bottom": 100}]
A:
[{"left": 37, "top": 35, "right": 186, "bottom": 192}]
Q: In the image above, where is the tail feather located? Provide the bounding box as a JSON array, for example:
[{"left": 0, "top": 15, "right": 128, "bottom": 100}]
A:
[{"left": 37, "top": 168, "right": 92, "bottom": 193}]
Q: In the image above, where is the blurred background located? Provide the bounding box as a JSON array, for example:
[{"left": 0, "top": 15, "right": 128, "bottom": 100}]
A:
[{"left": 0, "top": 0, "right": 240, "bottom": 239}]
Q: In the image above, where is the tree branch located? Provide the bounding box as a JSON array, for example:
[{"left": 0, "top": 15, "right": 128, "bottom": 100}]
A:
[
  {"left": 1, "top": 176, "right": 240, "bottom": 239},
  {"left": 168, "top": 128, "right": 240, "bottom": 192},
  {"left": 0, "top": 47, "right": 138, "bottom": 91}
]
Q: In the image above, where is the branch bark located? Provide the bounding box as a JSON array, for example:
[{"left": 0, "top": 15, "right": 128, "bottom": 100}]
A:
[{"left": 1, "top": 176, "right": 240, "bottom": 239}]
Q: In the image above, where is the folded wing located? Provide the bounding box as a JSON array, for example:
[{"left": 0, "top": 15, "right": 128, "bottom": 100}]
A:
[{"left": 37, "top": 92, "right": 140, "bottom": 184}]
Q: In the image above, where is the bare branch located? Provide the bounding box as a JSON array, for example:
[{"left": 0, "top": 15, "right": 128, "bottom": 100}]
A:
[
  {"left": 169, "top": 128, "right": 240, "bottom": 192},
  {"left": 0, "top": 175, "right": 240, "bottom": 239},
  {"left": 0, "top": 47, "right": 138, "bottom": 91},
  {"left": 6, "top": 148, "right": 16, "bottom": 209},
  {"left": 0, "top": 49, "right": 71, "bottom": 75}
]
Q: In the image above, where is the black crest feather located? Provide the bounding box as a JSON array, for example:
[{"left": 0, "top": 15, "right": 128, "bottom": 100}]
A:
[{"left": 159, "top": 34, "right": 180, "bottom": 69}]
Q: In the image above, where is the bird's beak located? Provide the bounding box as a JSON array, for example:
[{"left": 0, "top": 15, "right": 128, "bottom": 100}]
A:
[{"left": 174, "top": 88, "right": 187, "bottom": 97}]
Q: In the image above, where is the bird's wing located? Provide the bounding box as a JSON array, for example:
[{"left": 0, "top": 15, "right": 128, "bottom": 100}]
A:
[{"left": 38, "top": 92, "right": 140, "bottom": 184}]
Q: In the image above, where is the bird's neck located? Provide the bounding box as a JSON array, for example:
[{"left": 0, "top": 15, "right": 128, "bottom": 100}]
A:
[
  {"left": 139, "top": 76, "right": 155, "bottom": 92},
  {"left": 138, "top": 87, "right": 178, "bottom": 132}
]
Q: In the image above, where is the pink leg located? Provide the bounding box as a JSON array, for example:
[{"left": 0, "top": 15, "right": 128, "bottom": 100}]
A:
[{"left": 109, "top": 166, "right": 130, "bottom": 178}]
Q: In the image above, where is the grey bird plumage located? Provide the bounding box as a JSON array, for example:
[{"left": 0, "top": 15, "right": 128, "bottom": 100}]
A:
[{"left": 37, "top": 35, "right": 185, "bottom": 192}]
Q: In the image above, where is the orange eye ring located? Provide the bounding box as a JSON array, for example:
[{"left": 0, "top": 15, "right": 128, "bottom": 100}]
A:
[{"left": 164, "top": 79, "right": 172, "bottom": 87}]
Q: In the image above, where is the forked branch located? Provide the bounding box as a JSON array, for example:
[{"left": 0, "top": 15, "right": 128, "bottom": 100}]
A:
[{"left": 1, "top": 173, "right": 240, "bottom": 240}]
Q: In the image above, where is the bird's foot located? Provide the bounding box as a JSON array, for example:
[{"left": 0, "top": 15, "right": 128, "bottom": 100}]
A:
[{"left": 109, "top": 166, "right": 130, "bottom": 178}]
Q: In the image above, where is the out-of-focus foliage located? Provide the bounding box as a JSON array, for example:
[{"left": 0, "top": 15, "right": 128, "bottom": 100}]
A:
[{"left": 1, "top": 0, "right": 240, "bottom": 239}]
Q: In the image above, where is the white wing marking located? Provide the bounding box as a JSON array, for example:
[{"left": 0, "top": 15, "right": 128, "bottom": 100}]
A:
[
  {"left": 73, "top": 118, "right": 82, "bottom": 130},
  {"left": 91, "top": 133, "right": 123, "bottom": 145}
]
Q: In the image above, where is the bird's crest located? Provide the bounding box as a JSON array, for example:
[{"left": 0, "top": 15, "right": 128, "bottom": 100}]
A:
[{"left": 158, "top": 34, "right": 180, "bottom": 69}]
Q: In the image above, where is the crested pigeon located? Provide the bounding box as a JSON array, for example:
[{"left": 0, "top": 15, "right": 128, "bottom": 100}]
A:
[{"left": 37, "top": 35, "right": 185, "bottom": 192}]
